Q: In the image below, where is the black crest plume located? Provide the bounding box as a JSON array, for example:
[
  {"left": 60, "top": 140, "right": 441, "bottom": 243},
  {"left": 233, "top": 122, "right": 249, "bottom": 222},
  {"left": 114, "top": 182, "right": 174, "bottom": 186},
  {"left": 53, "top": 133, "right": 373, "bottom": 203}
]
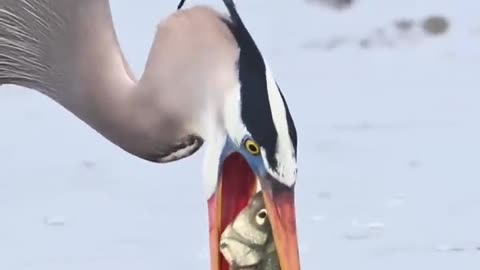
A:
[
  {"left": 177, "top": 0, "right": 186, "bottom": 10},
  {"left": 176, "top": 0, "right": 243, "bottom": 25}
]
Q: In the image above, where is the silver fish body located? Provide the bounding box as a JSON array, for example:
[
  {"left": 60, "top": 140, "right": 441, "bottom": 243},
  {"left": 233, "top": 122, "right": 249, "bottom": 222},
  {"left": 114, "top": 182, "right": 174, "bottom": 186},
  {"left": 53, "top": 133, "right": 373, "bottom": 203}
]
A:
[{"left": 220, "top": 191, "right": 280, "bottom": 270}]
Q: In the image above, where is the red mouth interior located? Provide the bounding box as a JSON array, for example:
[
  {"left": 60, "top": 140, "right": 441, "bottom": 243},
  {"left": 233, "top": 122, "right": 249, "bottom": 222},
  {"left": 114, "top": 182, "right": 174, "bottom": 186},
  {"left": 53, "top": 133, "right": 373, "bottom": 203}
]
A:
[{"left": 208, "top": 152, "right": 257, "bottom": 270}]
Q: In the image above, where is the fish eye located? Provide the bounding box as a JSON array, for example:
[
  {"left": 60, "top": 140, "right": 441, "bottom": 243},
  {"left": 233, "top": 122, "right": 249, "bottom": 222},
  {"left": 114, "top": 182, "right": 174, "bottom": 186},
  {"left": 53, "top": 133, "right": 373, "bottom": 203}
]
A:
[
  {"left": 244, "top": 139, "right": 260, "bottom": 155},
  {"left": 255, "top": 208, "right": 268, "bottom": 225}
]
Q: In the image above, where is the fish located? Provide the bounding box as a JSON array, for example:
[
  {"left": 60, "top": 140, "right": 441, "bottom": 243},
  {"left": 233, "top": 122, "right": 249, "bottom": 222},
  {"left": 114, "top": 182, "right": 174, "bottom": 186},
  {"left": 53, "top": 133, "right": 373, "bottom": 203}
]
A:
[{"left": 219, "top": 191, "right": 280, "bottom": 270}]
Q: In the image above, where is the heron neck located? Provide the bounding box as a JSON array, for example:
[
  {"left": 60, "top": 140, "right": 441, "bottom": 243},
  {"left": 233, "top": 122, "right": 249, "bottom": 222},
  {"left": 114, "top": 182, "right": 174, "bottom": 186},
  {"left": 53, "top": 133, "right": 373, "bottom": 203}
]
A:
[{"left": 63, "top": 79, "right": 167, "bottom": 160}]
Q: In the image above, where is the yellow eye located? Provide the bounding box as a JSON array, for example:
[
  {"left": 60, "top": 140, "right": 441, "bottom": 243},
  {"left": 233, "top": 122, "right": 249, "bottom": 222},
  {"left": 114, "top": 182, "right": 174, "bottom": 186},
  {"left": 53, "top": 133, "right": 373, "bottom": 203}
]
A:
[{"left": 244, "top": 139, "right": 260, "bottom": 155}]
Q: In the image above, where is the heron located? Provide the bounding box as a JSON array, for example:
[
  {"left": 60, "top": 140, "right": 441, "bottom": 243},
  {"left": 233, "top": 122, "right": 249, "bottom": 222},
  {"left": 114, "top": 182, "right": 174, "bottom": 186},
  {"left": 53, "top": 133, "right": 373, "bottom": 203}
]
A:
[{"left": 0, "top": 1, "right": 300, "bottom": 269}]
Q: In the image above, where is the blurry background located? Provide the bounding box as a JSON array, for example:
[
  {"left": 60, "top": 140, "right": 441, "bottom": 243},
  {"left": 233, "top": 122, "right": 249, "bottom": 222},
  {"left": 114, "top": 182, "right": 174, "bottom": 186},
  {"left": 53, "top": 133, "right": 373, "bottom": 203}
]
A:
[{"left": 1, "top": 0, "right": 479, "bottom": 269}]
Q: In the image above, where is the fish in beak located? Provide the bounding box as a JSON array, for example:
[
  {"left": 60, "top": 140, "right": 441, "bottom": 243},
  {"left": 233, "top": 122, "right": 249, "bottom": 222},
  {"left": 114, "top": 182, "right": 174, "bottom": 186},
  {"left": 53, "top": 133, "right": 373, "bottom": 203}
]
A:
[
  {"left": 220, "top": 191, "right": 279, "bottom": 270},
  {"left": 208, "top": 152, "right": 300, "bottom": 270}
]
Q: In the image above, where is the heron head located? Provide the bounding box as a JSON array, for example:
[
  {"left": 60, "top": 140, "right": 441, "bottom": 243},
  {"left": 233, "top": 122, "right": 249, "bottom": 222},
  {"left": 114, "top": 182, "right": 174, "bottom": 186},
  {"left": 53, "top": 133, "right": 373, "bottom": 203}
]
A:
[{"left": 204, "top": 7, "right": 301, "bottom": 270}]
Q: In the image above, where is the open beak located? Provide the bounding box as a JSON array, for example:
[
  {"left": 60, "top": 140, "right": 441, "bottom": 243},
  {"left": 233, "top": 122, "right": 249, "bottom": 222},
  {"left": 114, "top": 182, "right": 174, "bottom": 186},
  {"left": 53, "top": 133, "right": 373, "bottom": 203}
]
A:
[
  {"left": 259, "top": 175, "right": 301, "bottom": 270},
  {"left": 207, "top": 152, "right": 257, "bottom": 270},
  {"left": 207, "top": 152, "right": 301, "bottom": 270}
]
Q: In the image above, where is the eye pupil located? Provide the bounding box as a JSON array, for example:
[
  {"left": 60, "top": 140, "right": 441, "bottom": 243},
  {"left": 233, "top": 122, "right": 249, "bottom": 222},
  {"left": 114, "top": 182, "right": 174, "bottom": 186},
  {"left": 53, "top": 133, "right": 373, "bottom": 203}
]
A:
[
  {"left": 245, "top": 139, "right": 260, "bottom": 155},
  {"left": 255, "top": 209, "right": 268, "bottom": 225},
  {"left": 257, "top": 209, "right": 267, "bottom": 219}
]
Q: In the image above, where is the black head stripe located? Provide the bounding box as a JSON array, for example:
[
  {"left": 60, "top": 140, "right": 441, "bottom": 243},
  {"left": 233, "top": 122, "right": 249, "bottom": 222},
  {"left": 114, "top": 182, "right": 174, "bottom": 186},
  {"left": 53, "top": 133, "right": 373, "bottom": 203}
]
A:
[
  {"left": 221, "top": 17, "right": 279, "bottom": 171},
  {"left": 219, "top": 3, "right": 298, "bottom": 173}
]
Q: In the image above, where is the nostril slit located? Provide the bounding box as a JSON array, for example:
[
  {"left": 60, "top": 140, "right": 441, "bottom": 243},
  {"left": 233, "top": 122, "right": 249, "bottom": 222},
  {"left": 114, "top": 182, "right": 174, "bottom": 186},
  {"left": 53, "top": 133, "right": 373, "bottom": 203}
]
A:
[{"left": 220, "top": 242, "right": 228, "bottom": 249}]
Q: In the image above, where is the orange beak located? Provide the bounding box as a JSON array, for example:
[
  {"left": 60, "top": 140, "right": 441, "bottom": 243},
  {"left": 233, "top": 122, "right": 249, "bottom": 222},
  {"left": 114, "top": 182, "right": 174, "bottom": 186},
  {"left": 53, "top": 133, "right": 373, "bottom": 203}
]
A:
[
  {"left": 207, "top": 152, "right": 301, "bottom": 270},
  {"left": 259, "top": 175, "right": 301, "bottom": 270}
]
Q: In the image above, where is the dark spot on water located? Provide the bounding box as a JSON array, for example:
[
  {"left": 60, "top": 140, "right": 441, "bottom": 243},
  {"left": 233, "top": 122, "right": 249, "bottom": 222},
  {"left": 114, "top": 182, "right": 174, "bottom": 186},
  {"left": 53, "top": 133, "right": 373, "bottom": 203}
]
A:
[
  {"left": 394, "top": 18, "right": 415, "bottom": 32},
  {"left": 81, "top": 160, "right": 96, "bottom": 170},
  {"left": 408, "top": 160, "right": 422, "bottom": 168},
  {"left": 422, "top": 15, "right": 450, "bottom": 36}
]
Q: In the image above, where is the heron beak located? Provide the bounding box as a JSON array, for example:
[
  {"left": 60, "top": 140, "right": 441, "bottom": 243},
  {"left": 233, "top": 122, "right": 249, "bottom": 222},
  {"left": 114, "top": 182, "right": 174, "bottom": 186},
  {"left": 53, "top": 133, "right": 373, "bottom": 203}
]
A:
[
  {"left": 207, "top": 150, "right": 301, "bottom": 270},
  {"left": 207, "top": 152, "right": 258, "bottom": 270},
  {"left": 259, "top": 175, "right": 301, "bottom": 270}
]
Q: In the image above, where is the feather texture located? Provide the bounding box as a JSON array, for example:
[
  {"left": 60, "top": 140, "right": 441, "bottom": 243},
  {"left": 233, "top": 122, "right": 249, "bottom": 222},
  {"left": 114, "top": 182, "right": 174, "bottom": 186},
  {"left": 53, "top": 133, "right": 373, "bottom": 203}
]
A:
[{"left": 0, "top": 1, "right": 240, "bottom": 162}]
